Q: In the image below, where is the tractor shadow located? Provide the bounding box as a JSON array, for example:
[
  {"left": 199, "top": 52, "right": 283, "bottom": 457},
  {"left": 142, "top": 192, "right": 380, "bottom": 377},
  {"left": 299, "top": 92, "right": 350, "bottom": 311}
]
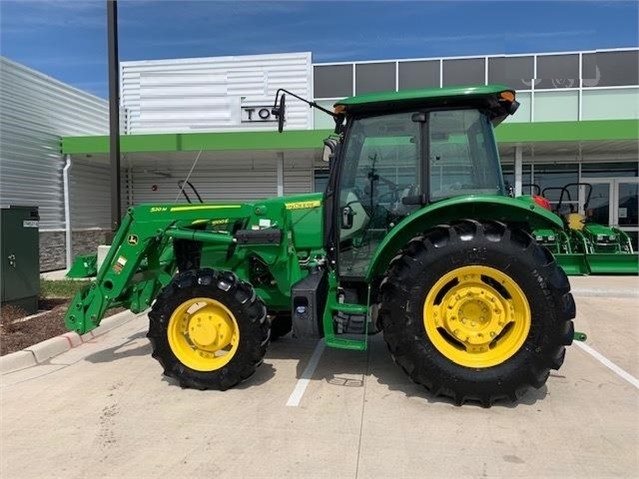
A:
[
  {"left": 82, "top": 327, "right": 548, "bottom": 405},
  {"left": 268, "top": 333, "right": 548, "bottom": 408},
  {"left": 365, "top": 336, "right": 549, "bottom": 408},
  {"left": 84, "top": 328, "right": 277, "bottom": 389},
  {"left": 84, "top": 330, "right": 151, "bottom": 363}
]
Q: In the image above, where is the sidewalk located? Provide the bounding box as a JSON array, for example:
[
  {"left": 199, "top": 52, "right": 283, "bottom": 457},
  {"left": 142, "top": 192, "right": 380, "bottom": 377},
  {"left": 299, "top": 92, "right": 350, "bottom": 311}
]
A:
[{"left": 569, "top": 275, "right": 639, "bottom": 297}]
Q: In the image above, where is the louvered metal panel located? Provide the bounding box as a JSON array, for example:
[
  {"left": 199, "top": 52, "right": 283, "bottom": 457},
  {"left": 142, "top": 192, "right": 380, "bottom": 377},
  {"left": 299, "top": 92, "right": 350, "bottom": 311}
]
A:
[
  {"left": 130, "top": 158, "right": 278, "bottom": 204},
  {"left": 69, "top": 159, "right": 110, "bottom": 229},
  {"left": 0, "top": 57, "right": 108, "bottom": 230},
  {"left": 121, "top": 53, "right": 312, "bottom": 134},
  {"left": 284, "top": 157, "right": 314, "bottom": 195}
]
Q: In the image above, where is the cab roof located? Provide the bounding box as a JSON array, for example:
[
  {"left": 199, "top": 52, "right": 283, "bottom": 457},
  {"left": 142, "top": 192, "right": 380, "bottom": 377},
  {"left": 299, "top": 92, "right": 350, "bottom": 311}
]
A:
[{"left": 334, "top": 84, "right": 515, "bottom": 115}]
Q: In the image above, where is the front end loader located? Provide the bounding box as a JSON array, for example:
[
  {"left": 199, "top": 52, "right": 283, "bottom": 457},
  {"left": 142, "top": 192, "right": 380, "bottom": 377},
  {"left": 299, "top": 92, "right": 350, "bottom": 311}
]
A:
[{"left": 66, "top": 85, "right": 578, "bottom": 406}]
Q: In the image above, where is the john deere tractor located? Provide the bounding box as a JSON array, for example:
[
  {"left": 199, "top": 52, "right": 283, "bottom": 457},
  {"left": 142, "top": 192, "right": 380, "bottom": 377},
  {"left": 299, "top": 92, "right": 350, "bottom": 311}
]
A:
[
  {"left": 528, "top": 182, "right": 638, "bottom": 275},
  {"left": 65, "top": 85, "right": 576, "bottom": 406}
]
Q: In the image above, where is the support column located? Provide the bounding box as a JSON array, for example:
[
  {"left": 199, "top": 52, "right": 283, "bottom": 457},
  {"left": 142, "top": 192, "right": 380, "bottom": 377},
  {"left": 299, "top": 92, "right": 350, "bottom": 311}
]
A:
[
  {"left": 277, "top": 152, "right": 284, "bottom": 197},
  {"left": 63, "top": 154, "right": 73, "bottom": 269},
  {"left": 514, "top": 145, "right": 523, "bottom": 197},
  {"left": 107, "top": 0, "right": 121, "bottom": 232}
]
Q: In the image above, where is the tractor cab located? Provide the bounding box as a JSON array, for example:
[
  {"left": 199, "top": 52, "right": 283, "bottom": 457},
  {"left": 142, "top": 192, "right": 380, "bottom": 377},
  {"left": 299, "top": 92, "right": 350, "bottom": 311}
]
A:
[
  {"left": 322, "top": 86, "right": 518, "bottom": 278},
  {"left": 334, "top": 108, "right": 505, "bottom": 276}
]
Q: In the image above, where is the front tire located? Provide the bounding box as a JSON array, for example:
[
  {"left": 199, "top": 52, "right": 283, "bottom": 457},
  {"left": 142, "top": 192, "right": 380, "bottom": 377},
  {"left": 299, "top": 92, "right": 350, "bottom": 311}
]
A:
[
  {"left": 379, "top": 220, "right": 575, "bottom": 406},
  {"left": 147, "top": 269, "right": 269, "bottom": 390}
]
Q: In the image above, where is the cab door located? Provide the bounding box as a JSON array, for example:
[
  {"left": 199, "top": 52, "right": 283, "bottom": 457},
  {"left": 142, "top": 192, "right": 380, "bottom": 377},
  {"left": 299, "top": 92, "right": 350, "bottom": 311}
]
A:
[{"left": 336, "top": 112, "right": 421, "bottom": 278}]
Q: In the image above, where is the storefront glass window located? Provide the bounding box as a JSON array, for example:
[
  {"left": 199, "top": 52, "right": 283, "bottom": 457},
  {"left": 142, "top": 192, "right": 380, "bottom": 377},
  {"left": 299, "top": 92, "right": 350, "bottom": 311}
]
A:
[
  {"left": 356, "top": 63, "right": 396, "bottom": 94},
  {"left": 582, "top": 89, "right": 639, "bottom": 120},
  {"left": 314, "top": 65, "right": 353, "bottom": 98},
  {"left": 399, "top": 60, "right": 440, "bottom": 90},
  {"left": 582, "top": 51, "right": 639, "bottom": 87},
  {"left": 442, "top": 58, "right": 485, "bottom": 86},
  {"left": 536, "top": 54, "right": 579, "bottom": 90},
  {"left": 582, "top": 162, "right": 639, "bottom": 178},
  {"left": 502, "top": 165, "right": 532, "bottom": 193},
  {"left": 532, "top": 163, "right": 579, "bottom": 205},
  {"left": 534, "top": 91, "right": 579, "bottom": 121},
  {"left": 488, "top": 56, "right": 534, "bottom": 90}
]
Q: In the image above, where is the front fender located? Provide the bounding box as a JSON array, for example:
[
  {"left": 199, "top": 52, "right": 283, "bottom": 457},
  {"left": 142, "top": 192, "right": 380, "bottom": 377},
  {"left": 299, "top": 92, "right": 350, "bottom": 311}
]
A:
[{"left": 365, "top": 195, "right": 563, "bottom": 282}]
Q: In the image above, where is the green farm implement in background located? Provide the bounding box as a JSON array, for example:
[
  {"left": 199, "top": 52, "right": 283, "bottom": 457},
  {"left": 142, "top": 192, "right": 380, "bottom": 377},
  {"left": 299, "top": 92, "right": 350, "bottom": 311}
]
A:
[
  {"left": 65, "top": 85, "right": 578, "bottom": 406},
  {"left": 528, "top": 182, "right": 638, "bottom": 275}
]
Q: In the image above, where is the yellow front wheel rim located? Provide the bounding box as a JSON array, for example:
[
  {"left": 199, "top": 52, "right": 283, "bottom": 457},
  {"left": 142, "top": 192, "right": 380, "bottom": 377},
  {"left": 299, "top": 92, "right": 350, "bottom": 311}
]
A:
[
  {"left": 167, "top": 297, "right": 240, "bottom": 372},
  {"left": 423, "top": 266, "right": 531, "bottom": 368}
]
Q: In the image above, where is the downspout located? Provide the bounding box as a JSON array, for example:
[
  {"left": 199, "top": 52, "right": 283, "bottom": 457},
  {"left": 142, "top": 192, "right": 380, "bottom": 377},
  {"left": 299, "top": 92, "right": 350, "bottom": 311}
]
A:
[{"left": 63, "top": 154, "right": 73, "bottom": 269}]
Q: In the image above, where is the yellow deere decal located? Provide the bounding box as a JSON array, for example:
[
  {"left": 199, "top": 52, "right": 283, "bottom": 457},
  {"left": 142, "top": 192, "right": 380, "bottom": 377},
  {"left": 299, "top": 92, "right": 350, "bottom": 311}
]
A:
[
  {"left": 285, "top": 200, "right": 321, "bottom": 210},
  {"left": 210, "top": 218, "right": 230, "bottom": 226},
  {"left": 170, "top": 205, "right": 242, "bottom": 212}
]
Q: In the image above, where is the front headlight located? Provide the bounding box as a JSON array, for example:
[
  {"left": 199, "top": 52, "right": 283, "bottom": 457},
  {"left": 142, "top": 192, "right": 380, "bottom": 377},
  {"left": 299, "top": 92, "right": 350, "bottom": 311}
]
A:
[{"left": 597, "top": 234, "right": 605, "bottom": 241}]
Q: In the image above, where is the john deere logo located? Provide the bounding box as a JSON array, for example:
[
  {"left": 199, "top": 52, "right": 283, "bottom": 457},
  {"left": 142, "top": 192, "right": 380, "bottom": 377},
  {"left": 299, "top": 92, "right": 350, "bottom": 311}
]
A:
[{"left": 128, "top": 235, "right": 139, "bottom": 246}]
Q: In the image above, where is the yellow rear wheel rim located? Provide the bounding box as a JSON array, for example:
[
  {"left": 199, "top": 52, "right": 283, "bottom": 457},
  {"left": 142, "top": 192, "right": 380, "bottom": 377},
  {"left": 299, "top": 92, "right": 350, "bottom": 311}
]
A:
[
  {"left": 167, "top": 297, "right": 240, "bottom": 372},
  {"left": 423, "top": 265, "right": 531, "bottom": 368}
]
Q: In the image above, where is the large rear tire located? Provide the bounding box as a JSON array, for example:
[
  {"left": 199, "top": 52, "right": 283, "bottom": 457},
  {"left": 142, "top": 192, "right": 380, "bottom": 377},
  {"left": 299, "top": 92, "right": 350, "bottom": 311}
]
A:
[
  {"left": 379, "top": 220, "right": 575, "bottom": 406},
  {"left": 147, "top": 269, "right": 269, "bottom": 390}
]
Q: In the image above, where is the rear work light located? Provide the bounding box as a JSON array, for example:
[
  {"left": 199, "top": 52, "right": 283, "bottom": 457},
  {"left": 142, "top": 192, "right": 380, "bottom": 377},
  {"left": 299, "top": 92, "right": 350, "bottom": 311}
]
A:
[{"left": 532, "top": 195, "right": 551, "bottom": 210}]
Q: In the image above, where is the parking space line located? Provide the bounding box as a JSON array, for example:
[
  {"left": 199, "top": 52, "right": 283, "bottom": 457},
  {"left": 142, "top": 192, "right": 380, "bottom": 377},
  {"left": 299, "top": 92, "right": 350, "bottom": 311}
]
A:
[
  {"left": 286, "top": 341, "right": 326, "bottom": 407},
  {"left": 575, "top": 341, "right": 639, "bottom": 390}
]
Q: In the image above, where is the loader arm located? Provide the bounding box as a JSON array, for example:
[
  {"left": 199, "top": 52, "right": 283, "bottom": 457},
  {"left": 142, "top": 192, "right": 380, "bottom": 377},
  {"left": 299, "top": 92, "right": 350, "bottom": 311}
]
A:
[{"left": 65, "top": 203, "right": 254, "bottom": 334}]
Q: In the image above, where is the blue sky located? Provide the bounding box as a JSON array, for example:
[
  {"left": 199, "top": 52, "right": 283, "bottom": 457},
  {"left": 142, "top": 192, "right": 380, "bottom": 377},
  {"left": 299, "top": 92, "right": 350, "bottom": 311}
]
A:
[{"left": 1, "top": 0, "right": 637, "bottom": 98}]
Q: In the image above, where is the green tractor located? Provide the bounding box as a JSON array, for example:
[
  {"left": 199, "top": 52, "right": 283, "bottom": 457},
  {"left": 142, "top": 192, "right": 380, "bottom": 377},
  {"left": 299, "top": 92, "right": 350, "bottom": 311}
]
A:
[
  {"left": 65, "top": 85, "right": 577, "bottom": 406},
  {"left": 529, "top": 182, "right": 638, "bottom": 275}
]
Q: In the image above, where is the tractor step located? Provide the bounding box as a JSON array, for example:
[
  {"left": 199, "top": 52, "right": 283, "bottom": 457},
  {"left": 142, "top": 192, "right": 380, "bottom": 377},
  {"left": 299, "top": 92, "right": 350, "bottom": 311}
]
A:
[
  {"left": 325, "top": 302, "right": 368, "bottom": 351},
  {"left": 332, "top": 303, "right": 368, "bottom": 315},
  {"left": 325, "top": 336, "right": 367, "bottom": 351},
  {"left": 336, "top": 312, "right": 365, "bottom": 334}
]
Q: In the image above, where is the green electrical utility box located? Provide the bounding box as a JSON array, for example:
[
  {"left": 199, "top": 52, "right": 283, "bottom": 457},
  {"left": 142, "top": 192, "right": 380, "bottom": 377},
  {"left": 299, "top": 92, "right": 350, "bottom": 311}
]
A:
[{"left": 1, "top": 206, "right": 40, "bottom": 315}]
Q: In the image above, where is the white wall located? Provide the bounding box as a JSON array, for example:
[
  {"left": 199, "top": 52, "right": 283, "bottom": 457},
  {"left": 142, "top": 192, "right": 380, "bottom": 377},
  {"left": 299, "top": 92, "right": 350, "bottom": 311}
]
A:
[
  {"left": 121, "top": 52, "right": 313, "bottom": 134},
  {"left": 0, "top": 57, "right": 109, "bottom": 230}
]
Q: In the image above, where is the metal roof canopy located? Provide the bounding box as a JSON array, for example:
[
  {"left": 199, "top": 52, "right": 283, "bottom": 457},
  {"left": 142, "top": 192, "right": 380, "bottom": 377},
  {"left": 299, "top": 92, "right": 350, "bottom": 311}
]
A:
[
  {"left": 61, "top": 119, "right": 639, "bottom": 161},
  {"left": 72, "top": 148, "right": 323, "bottom": 168}
]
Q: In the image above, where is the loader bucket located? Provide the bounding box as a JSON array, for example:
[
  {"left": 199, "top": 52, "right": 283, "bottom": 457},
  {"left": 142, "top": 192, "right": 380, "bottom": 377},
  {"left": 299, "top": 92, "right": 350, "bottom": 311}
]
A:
[
  {"left": 66, "top": 254, "right": 98, "bottom": 278},
  {"left": 555, "top": 254, "right": 591, "bottom": 276},
  {"left": 585, "top": 253, "right": 639, "bottom": 275}
]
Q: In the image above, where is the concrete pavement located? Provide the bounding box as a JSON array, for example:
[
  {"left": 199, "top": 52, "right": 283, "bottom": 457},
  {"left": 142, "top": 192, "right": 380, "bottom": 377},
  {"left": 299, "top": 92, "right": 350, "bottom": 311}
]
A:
[{"left": 1, "top": 279, "right": 638, "bottom": 478}]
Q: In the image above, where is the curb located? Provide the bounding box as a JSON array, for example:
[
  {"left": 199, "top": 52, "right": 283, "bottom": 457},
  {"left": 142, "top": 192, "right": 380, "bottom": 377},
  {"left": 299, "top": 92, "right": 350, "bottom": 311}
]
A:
[
  {"left": 0, "top": 309, "right": 146, "bottom": 375},
  {"left": 571, "top": 288, "right": 639, "bottom": 298}
]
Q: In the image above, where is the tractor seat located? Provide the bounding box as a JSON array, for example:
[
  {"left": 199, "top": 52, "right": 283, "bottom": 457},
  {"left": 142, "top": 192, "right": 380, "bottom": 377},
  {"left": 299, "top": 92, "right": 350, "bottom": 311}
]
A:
[{"left": 566, "top": 212, "right": 586, "bottom": 231}]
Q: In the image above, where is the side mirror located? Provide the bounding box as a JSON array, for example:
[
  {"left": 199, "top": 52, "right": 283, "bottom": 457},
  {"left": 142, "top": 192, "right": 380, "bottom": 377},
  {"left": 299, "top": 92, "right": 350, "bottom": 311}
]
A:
[
  {"left": 322, "top": 138, "right": 337, "bottom": 163},
  {"left": 271, "top": 94, "right": 286, "bottom": 133}
]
